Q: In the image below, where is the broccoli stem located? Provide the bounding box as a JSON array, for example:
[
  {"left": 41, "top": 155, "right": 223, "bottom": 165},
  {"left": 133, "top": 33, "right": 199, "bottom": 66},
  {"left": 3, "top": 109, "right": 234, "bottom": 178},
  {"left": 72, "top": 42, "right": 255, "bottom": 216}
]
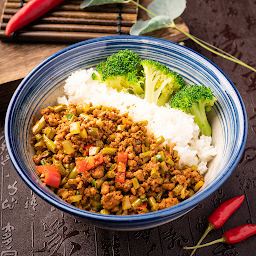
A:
[
  {"left": 144, "top": 68, "right": 160, "bottom": 103},
  {"left": 191, "top": 101, "right": 212, "bottom": 136},
  {"left": 157, "top": 93, "right": 170, "bottom": 107}
]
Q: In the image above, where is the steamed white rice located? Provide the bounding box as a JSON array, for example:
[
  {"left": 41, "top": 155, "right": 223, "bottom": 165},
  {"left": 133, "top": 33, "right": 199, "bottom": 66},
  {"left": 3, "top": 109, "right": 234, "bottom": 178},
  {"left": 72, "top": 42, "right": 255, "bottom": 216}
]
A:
[{"left": 58, "top": 68, "right": 217, "bottom": 174}]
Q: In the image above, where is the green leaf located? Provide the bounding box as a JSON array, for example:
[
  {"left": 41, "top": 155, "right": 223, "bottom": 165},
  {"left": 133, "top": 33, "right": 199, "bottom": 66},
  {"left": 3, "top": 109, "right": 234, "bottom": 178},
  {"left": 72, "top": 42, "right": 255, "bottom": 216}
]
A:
[
  {"left": 147, "top": 0, "right": 186, "bottom": 21},
  {"left": 130, "top": 16, "right": 170, "bottom": 35},
  {"left": 81, "top": 0, "right": 125, "bottom": 8}
]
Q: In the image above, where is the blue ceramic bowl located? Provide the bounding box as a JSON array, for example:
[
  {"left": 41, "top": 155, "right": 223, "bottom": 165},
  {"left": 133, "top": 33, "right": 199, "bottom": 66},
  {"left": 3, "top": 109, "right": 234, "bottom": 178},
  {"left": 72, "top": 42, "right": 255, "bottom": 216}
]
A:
[{"left": 5, "top": 36, "right": 247, "bottom": 230}]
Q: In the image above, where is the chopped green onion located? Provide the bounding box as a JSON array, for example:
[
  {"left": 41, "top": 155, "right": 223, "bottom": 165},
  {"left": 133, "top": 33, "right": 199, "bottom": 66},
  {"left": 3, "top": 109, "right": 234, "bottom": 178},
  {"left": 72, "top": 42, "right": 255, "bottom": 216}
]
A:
[
  {"left": 67, "top": 113, "right": 74, "bottom": 120},
  {"left": 92, "top": 180, "right": 96, "bottom": 188},
  {"left": 40, "top": 159, "right": 46, "bottom": 165},
  {"left": 154, "top": 154, "right": 163, "bottom": 162},
  {"left": 140, "top": 198, "right": 148, "bottom": 202}
]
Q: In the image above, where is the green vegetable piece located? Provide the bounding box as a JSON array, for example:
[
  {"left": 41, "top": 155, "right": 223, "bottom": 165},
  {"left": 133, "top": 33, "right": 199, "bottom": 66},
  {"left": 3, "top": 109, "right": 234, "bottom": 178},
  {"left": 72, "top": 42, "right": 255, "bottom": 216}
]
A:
[
  {"left": 67, "top": 113, "right": 74, "bottom": 120},
  {"left": 117, "top": 125, "right": 125, "bottom": 132},
  {"left": 67, "top": 179, "right": 77, "bottom": 185},
  {"left": 89, "top": 198, "right": 99, "bottom": 207},
  {"left": 173, "top": 184, "right": 183, "bottom": 196},
  {"left": 151, "top": 203, "right": 159, "bottom": 211},
  {"left": 151, "top": 169, "right": 160, "bottom": 178},
  {"left": 160, "top": 161, "right": 168, "bottom": 172},
  {"left": 35, "top": 133, "right": 42, "bottom": 141},
  {"left": 173, "top": 150, "right": 179, "bottom": 158},
  {"left": 102, "top": 147, "right": 118, "bottom": 155},
  {"left": 156, "top": 135, "right": 165, "bottom": 145},
  {"left": 68, "top": 167, "right": 78, "bottom": 179},
  {"left": 40, "top": 159, "right": 47, "bottom": 165},
  {"left": 140, "top": 198, "right": 148, "bottom": 202},
  {"left": 42, "top": 134, "right": 56, "bottom": 153},
  {"left": 70, "top": 122, "right": 80, "bottom": 134},
  {"left": 43, "top": 127, "right": 56, "bottom": 140},
  {"left": 100, "top": 209, "right": 110, "bottom": 215},
  {"left": 95, "top": 175, "right": 108, "bottom": 189},
  {"left": 166, "top": 157, "right": 174, "bottom": 167},
  {"left": 141, "top": 59, "right": 186, "bottom": 106},
  {"left": 191, "top": 165, "right": 198, "bottom": 172},
  {"left": 60, "top": 177, "right": 68, "bottom": 186},
  {"left": 154, "top": 154, "right": 163, "bottom": 162},
  {"left": 132, "top": 177, "right": 140, "bottom": 189},
  {"left": 87, "top": 127, "right": 99, "bottom": 136},
  {"left": 122, "top": 195, "right": 132, "bottom": 210},
  {"left": 94, "top": 193, "right": 101, "bottom": 201},
  {"left": 34, "top": 139, "right": 46, "bottom": 150},
  {"left": 169, "top": 84, "right": 217, "bottom": 136},
  {"left": 92, "top": 180, "right": 97, "bottom": 188},
  {"left": 62, "top": 140, "right": 75, "bottom": 154},
  {"left": 95, "top": 140, "right": 104, "bottom": 148},
  {"left": 132, "top": 198, "right": 143, "bottom": 209},
  {"left": 107, "top": 170, "right": 116, "bottom": 179},
  {"left": 155, "top": 191, "right": 163, "bottom": 202},
  {"left": 187, "top": 189, "right": 195, "bottom": 198},
  {"left": 139, "top": 150, "right": 152, "bottom": 158},
  {"left": 98, "top": 201, "right": 103, "bottom": 209},
  {"left": 54, "top": 162, "right": 68, "bottom": 177},
  {"left": 138, "top": 120, "right": 148, "bottom": 127},
  {"left": 53, "top": 104, "right": 67, "bottom": 113},
  {"left": 94, "top": 49, "right": 144, "bottom": 95},
  {"left": 32, "top": 116, "right": 46, "bottom": 135},
  {"left": 70, "top": 195, "right": 82, "bottom": 203},
  {"left": 194, "top": 181, "right": 204, "bottom": 192},
  {"left": 148, "top": 196, "right": 157, "bottom": 208}
]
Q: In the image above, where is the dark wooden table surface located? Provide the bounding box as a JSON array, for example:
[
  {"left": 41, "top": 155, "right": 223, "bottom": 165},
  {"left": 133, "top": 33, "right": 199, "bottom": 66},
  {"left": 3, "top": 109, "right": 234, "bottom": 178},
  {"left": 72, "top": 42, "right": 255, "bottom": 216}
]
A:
[{"left": 1, "top": 0, "right": 256, "bottom": 256}]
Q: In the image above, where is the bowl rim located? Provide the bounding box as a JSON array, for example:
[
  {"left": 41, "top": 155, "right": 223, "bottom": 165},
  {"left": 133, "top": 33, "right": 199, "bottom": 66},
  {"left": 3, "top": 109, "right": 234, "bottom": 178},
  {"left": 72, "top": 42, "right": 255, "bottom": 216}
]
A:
[{"left": 5, "top": 35, "right": 248, "bottom": 223}]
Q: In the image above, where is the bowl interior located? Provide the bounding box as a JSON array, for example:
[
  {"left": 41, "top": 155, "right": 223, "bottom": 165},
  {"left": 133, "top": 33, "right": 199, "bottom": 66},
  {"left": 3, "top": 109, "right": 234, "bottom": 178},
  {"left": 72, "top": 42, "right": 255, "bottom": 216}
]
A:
[{"left": 5, "top": 36, "right": 247, "bottom": 224}]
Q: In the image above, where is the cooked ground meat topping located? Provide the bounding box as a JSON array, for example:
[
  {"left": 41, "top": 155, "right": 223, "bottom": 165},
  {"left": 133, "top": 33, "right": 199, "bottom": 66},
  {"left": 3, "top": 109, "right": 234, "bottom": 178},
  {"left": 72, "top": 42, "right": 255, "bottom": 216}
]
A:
[{"left": 31, "top": 103, "right": 204, "bottom": 215}]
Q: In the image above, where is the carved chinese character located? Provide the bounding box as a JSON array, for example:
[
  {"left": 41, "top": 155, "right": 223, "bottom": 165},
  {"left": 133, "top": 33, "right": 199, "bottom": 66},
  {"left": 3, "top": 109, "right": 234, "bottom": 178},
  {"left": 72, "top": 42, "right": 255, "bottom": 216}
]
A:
[
  {"left": 163, "top": 228, "right": 188, "bottom": 251},
  {"left": 7, "top": 181, "right": 18, "bottom": 196},
  {"left": 33, "top": 217, "right": 80, "bottom": 256}
]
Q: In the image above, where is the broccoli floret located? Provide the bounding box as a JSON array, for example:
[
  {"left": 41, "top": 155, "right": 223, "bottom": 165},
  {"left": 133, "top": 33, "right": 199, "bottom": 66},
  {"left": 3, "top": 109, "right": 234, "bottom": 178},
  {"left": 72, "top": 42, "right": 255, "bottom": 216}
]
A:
[
  {"left": 141, "top": 59, "right": 186, "bottom": 107},
  {"left": 92, "top": 49, "right": 144, "bottom": 95},
  {"left": 169, "top": 84, "right": 217, "bottom": 136}
]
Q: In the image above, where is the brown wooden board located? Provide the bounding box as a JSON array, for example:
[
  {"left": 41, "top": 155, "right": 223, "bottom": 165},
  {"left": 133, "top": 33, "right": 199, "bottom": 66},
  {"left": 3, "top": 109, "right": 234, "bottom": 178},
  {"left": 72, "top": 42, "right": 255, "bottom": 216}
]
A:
[
  {"left": 0, "top": 0, "right": 189, "bottom": 87},
  {"left": 0, "top": 0, "right": 138, "bottom": 41}
]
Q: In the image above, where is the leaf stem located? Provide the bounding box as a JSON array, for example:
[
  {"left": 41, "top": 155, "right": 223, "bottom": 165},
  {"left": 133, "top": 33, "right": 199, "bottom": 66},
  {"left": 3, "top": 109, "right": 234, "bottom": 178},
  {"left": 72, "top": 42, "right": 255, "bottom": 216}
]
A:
[
  {"left": 128, "top": 0, "right": 157, "bottom": 17},
  {"left": 190, "top": 222, "right": 215, "bottom": 256},
  {"left": 170, "top": 24, "right": 256, "bottom": 73},
  {"left": 190, "top": 35, "right": 240, "bottom": 62},
  {"left": 184, "top": 237, "right": 225, "bottom": 249}
]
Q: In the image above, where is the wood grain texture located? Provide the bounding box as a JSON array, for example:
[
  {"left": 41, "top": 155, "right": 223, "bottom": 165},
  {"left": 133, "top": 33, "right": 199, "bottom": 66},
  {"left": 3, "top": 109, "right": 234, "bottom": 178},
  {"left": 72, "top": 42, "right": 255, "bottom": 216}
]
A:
[{"left": 0, "top": 0, "right": 189, "bottom": 85}]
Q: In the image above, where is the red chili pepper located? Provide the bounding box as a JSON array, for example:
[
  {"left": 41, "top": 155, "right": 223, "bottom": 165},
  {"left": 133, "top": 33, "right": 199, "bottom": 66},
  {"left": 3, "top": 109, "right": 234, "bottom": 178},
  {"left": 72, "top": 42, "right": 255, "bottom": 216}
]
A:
[
  {"left": 137, "top": 201, "right": 148, "bottom": 210},
  {"left": 190, "top": 195, "right": 245, "bottom": 256},
  {"left": 94, "top": 151, "right": 103, "bottom": 166},
  {"left": 117, "top": 152, "right": 128, "bottom": 166},
  {"left": 84, "top": 145, "right": 94, "bottom": 150},
  {"left": 76, "top": 152, "right": 103, "bottom": 173},
  {"left": 115, "top": 162, "right": 126, "bottom": 183},
  {"left": 115, "top": 152, "right": 128, "bottom": 183},
  {"left": 84, "top": 145, "right": 95, "bottom": 155},
  {"left": 185, "top": 224, "right": 256, "bottom": 250},
  {"left": 5, "top": 0, "right": 65, "bottom": 36},
  {"left": 36, "top": 165, "right": 61, "bottom": 188}
]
